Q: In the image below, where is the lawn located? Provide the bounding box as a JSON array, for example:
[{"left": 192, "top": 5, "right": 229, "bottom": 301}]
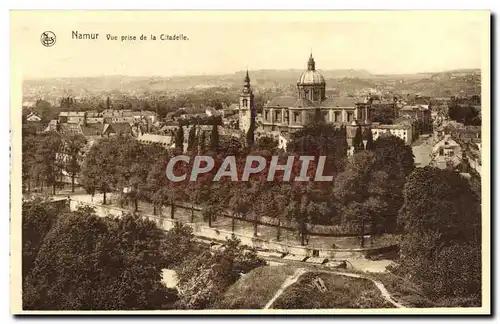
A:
[
  {"left": 368, "top": 273, "right": 435, "bottom": 307},
  {"left": 271, "top": 272, "right": 394, "bottom": 309},
  {"left": 215, "top": 265, "right": 297, "bottom": 309}
]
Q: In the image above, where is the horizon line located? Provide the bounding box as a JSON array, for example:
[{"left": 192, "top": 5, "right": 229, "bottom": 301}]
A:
[{"left": 23, "top": 67, "right": 481, "bottom": 81}]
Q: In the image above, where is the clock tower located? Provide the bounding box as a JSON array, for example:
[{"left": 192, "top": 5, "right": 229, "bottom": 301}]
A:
[{"left": 239, "top": 70, "right": 255, "bottom": 133}]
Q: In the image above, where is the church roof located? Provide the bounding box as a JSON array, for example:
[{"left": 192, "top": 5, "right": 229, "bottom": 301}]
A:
[
  {"left": 293, "top": 97, "right": 317, "bottom": 108},
  {"left": 297, "top": 53, "right": 325, "bottom": 85},
  {"left": 297, "top": 70, "right": 325, "bottom": 85},
  {"left": 266, "top": 95, "right": 299, "bottom": 107},
  {"left": 320, "top": 97, "right": 359, "bottom": 108}
]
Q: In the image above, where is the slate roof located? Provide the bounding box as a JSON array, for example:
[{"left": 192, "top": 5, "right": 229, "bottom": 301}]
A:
[
  {"left": 266, "top": 95, "right": 299, "bottom": 107},
  {"left": 320, "top": 97, "right": 359, "bottom": 108}
]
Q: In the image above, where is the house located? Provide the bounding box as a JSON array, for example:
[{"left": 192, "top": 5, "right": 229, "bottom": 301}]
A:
[
  {"left": 132, "top": 110, "right": 158, "bottom": 124},
  {"left": 430, "top": 135, "right": 462, "bottom": 170},
  {"left": 26, "top": 112, "right": 42, "bottom": 122},
  {"left": 137, "top": 133, "right": 174, "bottom": 148},
  {"left": 371, "top": 122, "right": 413, "bottom": 145},
  {"left": 44, "top": 119, "right": 60, "bottom": 132},
  {"left": 59, "top": 111, "right": 85, "bottom": 123},
  {"left": 102, "top": 123, "right": 132, "bottom": 136},
  {"left": 103, "top": 116, "right": 135, "bottom": 124},
  {"left": 399, "top": 104, "right": 432, "bottom": 132}
]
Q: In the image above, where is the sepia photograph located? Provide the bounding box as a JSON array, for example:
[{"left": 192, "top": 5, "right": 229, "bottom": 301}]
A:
[{"left": 9, "top": 10, "right": 491, "bottom": 315}]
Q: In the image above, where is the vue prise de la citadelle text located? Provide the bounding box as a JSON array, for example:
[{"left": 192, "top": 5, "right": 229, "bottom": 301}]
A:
[{"left": 71, "top": 31, "right": 189, "bottom": 41}]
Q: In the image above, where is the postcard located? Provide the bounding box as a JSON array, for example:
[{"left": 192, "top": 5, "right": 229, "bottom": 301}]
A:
[{"left": 10, "top": 10, "right": 491, "bottom": 315}]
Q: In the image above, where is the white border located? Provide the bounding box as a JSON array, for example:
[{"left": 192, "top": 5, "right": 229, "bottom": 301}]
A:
[{"left": 3, "top": 1, "right": 498, "bottom": 323}]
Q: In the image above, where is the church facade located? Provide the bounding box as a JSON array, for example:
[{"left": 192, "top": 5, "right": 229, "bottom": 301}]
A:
[
  {"left": 259, "top": 54, "right": 372, "bottom": 133},
  {"left": 238, "top": 54, "right": 373, "bottom": 154}
]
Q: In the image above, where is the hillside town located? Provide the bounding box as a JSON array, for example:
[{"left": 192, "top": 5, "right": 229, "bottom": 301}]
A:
[
  {"left": 21, "top": 55, "right": 483, "bottom": 311},
  {"left": 23, "top": 55, "right": 482, "bottom": 190}
]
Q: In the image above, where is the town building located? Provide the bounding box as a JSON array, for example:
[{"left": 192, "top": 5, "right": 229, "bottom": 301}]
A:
[
  {"left": 26, "top": 112, "right": 42, "bottom": 122},
  {"left": 430, "top": 135, "right": 462, "bottom": 170},
  {"left": 371, "top": 122, "right": 413, "bottom": 145},
  {"left": 237, "top": 54, "right": 376, "bottom": 156},
  {"left": 238, "top": 70, "right": 256, "bottom": 134},
  {"left": 260, "top": 54, "right": 370, "bottom": 134},
  {"left": 399, "top": 104, "right": 432, "bottom": 132},
  {"left": 137, "top": 133, "right": 174, "bottom": 149}
]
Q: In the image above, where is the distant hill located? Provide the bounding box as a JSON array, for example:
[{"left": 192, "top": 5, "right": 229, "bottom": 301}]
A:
[{"left": 22, "top": 68, "right": 481, "bottom": 100}]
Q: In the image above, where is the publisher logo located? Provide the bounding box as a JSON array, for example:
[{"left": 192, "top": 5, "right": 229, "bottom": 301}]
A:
[{"left": 41, "top": 31, "right": 56, "bottom": 47}]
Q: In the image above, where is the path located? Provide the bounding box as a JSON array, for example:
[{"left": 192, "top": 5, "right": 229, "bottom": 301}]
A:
[
  {"left": 263, "top": 268, "right": 308, "bottom": 309},
  {"left": 264, "top": 269, "right": 405, "bottom": 309}
]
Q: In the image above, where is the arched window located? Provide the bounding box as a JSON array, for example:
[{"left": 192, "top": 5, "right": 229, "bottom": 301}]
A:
[{"left": 242, "top": 99, "right": 248, "bottom": 107}]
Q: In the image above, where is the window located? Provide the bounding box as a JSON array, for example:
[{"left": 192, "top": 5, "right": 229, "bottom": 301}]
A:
[
  {"left": 334, "top": 111, "right": 341, "bottom": 122},
  {"left": 274, "top": 111, "right": 281, "bottom": 122},
  {"left": 294, "top": 112, "right": 300, "bottom": 123},
  {"left": 347, "top": 112, "right": 353, "bottom": 122},
  {"left": 313, "top": 91, "right": 318, "bottom": 101},
  {"left": 284, "top": 111, "right": 289, "bottom": 123},
  {"left": 242, "top": 99, "right": 248, "bottom": 107},
  {"left": 323, "top": 111, "right": 328, "bottom": 121},
  {"left": 264, "top": 111, "right": 269, "bottom": 121},
  {"left": 304, "top": 89, "right": 309, "bottom": 97}
]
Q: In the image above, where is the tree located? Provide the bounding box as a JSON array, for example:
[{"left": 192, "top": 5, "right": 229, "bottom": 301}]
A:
[
  {"left": 81, "top": 138, "right": 119, "bottom": 204},
  {"left": 175, "top": 235, "right": 264, "bottom": 309},
  {"left": 146, "top": 150, "right": 173, "bottom": 216},
  {"left": 396, "top": 167, "right": 481, "bottom": 304},
  {"left": 228, "top": 181, "right": 254, "bottom": 233},
  {"left": 246, "top": 121, "right": 255, "bottom": 147},
  {"left": 353, "top": 126, "right": 363, "bottom": 153},
  {"left": 218, "top": 135, "right": 244, "bottom": 157},
  {"left": 161, "top": 223, "right": 200, "bottom": 268},
  {"left": 199, "top": 131, "right": 207, "bottom": 153},
  {"left": 373, "top": 135, "right": 415, "bottom": 177},
  {"left": 209, "top": 124, "right": 219, "bottom": 152},
  {"left": 34, "top": 100, "right": 58, "bottom": 123},
  {"left": 22, "top": 197, "right": 61, "bottom": 279},
  {"left": 63, "top": 134, "right": 87, "bottom": 192},
  {"left": 255, "top": 136, "right": 279, "bottom": 153},
  {"left": 187, "top": 125, "right": 198, "bottom": 152},
  {"left": 175, "top": 126, "right": 184, "bottom": 151},
  {"left": 23, "top": 207, "right": 177, "bottom": 310},
  {"left": 365, "top": 128, "right": 374, "bottom": 150},
  {"left": 33, "top": 132, "right": 63, "bottom": 195},
  {"left": 334, "top": 151, "right": 393, "bottom": 247},
  {"left": 287, "top": 122, "right": 347, "bottom": 176},
  {"left": 398, "top": 167, "right": 480, "bottom": 244},
  {"left": 22, "top": 134, "right": 37, "bottom": 193}
]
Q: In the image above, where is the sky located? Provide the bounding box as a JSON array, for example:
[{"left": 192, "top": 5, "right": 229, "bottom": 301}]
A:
[{"left": 11, "top": 10, "right": 489, "bottom": 79}]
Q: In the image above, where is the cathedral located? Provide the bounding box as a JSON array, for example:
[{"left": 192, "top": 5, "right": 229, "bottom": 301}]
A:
[{"left": 238, "top": 54, "right": 373, "bottom": 154}]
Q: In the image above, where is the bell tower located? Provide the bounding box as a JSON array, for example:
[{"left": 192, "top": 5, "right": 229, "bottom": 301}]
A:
[{"left": 239, "top": 70, "right": 255, "bottom": 133}]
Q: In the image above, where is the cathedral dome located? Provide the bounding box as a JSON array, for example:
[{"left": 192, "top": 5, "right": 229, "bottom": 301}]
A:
[
  {"left": 297, "top": 53, "right": 325, "bottom": 85},
  {"left": 297, "top": 70, "right": 325, "bottom": 85}
]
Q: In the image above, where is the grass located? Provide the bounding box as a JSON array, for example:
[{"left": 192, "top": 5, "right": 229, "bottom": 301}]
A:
[
  {"left": 369, "top": 273, "right": 482, "bottom": 308},
  {"left": 271, "top": 272, "right": 394, "bottom": 309},
  {"left": 215, "top": 265, "right": 298, "bottom": 309},
  {"left": 368, "top": 273, "right": 436, "bottom": 308}
]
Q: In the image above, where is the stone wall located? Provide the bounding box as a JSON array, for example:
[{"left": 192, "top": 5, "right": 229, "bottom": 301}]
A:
[{"left": 69, "top": 199, "right": 397, "bottom": 259}]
